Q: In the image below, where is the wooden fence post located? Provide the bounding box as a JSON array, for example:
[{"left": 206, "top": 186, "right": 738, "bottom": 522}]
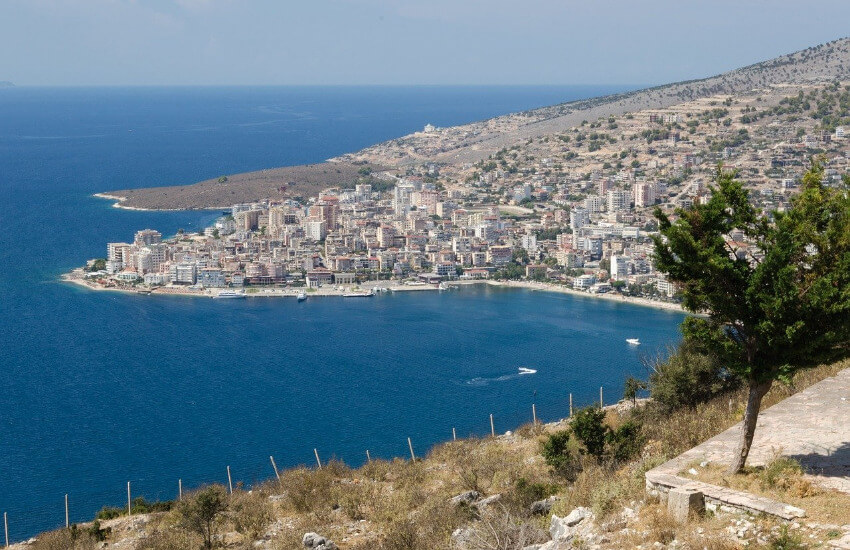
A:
[{"left": 270, "top": 456, "right": 280, "bottom": 481}]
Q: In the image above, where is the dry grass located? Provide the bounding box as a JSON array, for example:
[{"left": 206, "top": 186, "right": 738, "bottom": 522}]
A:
[{"left": 683, "top": 457, "right": 850, "bottom": 525}]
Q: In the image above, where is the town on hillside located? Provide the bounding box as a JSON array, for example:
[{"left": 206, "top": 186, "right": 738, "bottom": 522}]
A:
[{"left": 69, "top": 81, "right": 850, "bottom": 301}]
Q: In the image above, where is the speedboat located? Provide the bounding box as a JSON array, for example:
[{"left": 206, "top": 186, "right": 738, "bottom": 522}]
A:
[
  {"left": 297, "top": 291, "right": 307, "bottom": 301},
  {"left": 518, "top": 367, "right": 537, "bottom": 375},
  {"left": 626, "top": 338, "right": 640, "bottom": 345}
]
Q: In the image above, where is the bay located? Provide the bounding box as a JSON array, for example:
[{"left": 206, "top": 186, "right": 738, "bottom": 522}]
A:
[{"left": 0, "top": 85, "right": 683, "bottom": 541}]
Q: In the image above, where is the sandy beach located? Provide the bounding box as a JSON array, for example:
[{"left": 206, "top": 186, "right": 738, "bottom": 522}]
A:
[{"left": 63, "top": 270, "right": 684, "bottom": 312}]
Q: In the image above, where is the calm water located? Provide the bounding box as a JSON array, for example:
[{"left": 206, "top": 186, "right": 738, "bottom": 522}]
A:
[{"left": 0, "top": 85, "right": 683, "bottom": 541}]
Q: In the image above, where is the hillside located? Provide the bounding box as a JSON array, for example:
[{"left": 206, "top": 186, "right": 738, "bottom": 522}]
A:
[
  {"left": 13, "top": 359, "right": 850, "bottom": 550},
  {"left": 99, "top": 37, "right": 850, "bottom": 210}
]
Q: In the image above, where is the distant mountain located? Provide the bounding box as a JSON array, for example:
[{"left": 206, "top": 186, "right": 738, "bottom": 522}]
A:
[{"left": 0, "top": 81, "right": 14, "bottom": 88}]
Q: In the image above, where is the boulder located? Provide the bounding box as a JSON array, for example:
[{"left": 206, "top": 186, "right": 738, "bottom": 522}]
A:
[
  {"left": 563, "top": 506, "right": 591, "bottom": 527},
  {"left": 302, "top": 532, "right": 338, "bottom": 549},
  {"left": 475, "top": 494, "right": 502, "bottom": 508},
  {"left": 450, "top": 490, "right": 481, "bottom": 505},
  {"left": 550, "top": 507, "right": 592, "bottom": 542},
  {"left": 529, "top": 497, "right": 557, "bottom": 515}
]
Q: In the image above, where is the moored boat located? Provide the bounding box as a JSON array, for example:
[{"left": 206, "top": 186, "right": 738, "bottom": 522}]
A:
[{"left": 214, "top": 290, "right": 246, "bottom": 299}]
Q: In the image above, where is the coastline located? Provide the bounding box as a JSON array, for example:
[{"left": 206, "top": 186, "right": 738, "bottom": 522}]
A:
[
  {"left": 92, "top": 192, "right": 229, "bottom": 212},
  {"left": 62, "top": 270, "right": 684, "bottom": 312},
  {"left": 448, "top": 279, "right": 685, "bottom": 312}
]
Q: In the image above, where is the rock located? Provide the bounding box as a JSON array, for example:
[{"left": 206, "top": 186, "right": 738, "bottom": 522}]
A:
[
  {"left": 563, "top": 506, "right": 591, "bottom": 527},
  {"left": 550, "top": 508, "right": 590, "bottom": 541},
  {"left": 688, "top": 468, "right": 699, "bottom": 476},
  {"left": 530, "top": 496, "right": 557, "bottom": 515},
  {"left": 451, "top": 527, "right": 475, "bottom": 548},
  {"left": 302, "top": 532, "right": 337, "bottom": 549},
  {"left": 475, "top": 494, "right": 502, "bottom": 508},
  {"left": 538, "top": 541, "right": 572, "bottom": 550},
  {"left": 450, "top": 490, "right": 481, "bottom": 505},
  {"left": 667, "top": 486, "right": 705, "bottom": 524}
]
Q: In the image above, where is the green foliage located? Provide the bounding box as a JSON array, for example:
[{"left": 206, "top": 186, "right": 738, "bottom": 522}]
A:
[
  {"left": 570, "top": 407, "right": 607, "bottom": 460},
  {"left": 653, "top": 164, "right": 850, "bottom": 470},
  {"left": 217, "top": 175, "right": 228, "bottom": 183},
  {"left": 509, "top": 478, "right": 557, "bottom": 511},
  {"left": 606, "top": 420, "right": 645, "bottom": 463},
  {"left": 622, "top": 376, "right": 646, "bottom": 404},
  {"left": 648, "top": 343, "right": 736, "bottom": 412},
  {"left": 769, "top": 525, "right": 807, "bottom": 550},
  {"left": 540, "top": 430, "right": 579, "bottom": 478},
  {"left": 86, "top": 520, "right": 111, "bottom": 542},
  {"left": 86, "top": 258, "right": 106, "bottom": 272},
  {"left": 94, "top": 506, "right": 122, "bottom": 520},
  {"left": 654, "top": 165, "right": 850, "bottom": 386},
  {"left": 178, "top": 485, "right": 228, "bottom": 550}
]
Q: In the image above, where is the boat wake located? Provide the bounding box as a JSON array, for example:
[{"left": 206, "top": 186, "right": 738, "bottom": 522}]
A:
[{"left": 465, "top": 367, "right": 537, "bottom": 386}]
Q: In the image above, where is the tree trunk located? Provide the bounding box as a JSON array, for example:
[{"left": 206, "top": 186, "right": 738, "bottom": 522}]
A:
[{"left": 728, "top": 379, "right": 772, "bottom": 474}]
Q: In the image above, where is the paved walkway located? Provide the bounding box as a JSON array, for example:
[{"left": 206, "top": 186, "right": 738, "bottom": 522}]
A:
[{"left": 648, "top": 368, "right": 850, "bottom": 495}]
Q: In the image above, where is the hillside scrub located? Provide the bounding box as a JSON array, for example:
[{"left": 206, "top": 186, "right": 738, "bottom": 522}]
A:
[{"left": 20, "top": 358, "right": 849, "bottom": 549}]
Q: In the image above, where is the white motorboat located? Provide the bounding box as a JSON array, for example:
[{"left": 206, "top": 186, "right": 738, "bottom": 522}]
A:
[
  {"left": 214, "top": 290, "right": 246, "bottom": 299},
  {"left": 626, "top": 338, "right": 640, "bottom": 345},
  {"left": 297, "top": 291, "right": 307, "bottom": 301},
  {"left": 518, "top": 367, "right": 537, "bottom": 375}
]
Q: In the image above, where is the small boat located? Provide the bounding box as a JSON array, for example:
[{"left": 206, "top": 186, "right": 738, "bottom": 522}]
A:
[
  {"left": 343, "top": 291, "right": 374, "bottom": 298},
  {"left": 626, "top": 338, "right": 640, "bottom": 345},
  {"left": 297, "top": 291, "right": 307, "bottom": 302},
  {"left": 214, "top": 290, "right": 246, "bottom": 299},
  {"left": 518, "top": 367, "right": 537, "bottom": 375}
]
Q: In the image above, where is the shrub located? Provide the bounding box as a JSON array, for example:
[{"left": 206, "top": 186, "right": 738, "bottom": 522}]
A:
[
  {"left": 540, "top": 430, "right": 581, "bottom": 479},
  {"left": 607, "top": 420, "right": 645, "bottom": 463},
  {"left": 505, "top": 478, "right": 558, "bottom": 513},
  {"left": 231, "top": 492, "right": 273, "bottom": 540},
  {"left": 769, "top": 525, "right": 806, "bottom": 550},
  {"left": 177, "top": 485, "right": 228, "bottom": 550},
  {"left": 760, "top": 454, "right": 803, "bottom": 490},
  {"left": 648, "top": 342, "right": 736, "bottom": 412},
  {"left": 571, "top": 407, "right": 608, "bottom": 460},
  {"left": 95, "top": 506, "right": 123, "bottom": 520}
]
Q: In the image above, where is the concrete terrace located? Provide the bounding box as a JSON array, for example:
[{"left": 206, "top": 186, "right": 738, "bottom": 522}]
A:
[{"left": 647, "top": 368, "right": 850, "bottom": 518}]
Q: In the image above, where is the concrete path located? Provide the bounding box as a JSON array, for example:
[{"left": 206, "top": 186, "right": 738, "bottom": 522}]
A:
[{"left": 649, "top": 369, "right": 850, "bottom": 494}]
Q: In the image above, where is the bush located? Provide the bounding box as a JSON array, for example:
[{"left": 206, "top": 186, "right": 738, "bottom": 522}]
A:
[
  {"left": 231, "top": 492, "right": 273, "bottom": 540},
  {"left": 769, "top": 525, "right": 806, "bottom": 550},
  {"left": 648, "top": 342, "right": 736, "bottom": 412},
  {"left": 571, "top": 407, "right": 608, "bottom": 460},
  {"left": 506, "top": 478, "right": 557, "bottom": 513},
  {"left": 607, "top": 420, "right": 645, "bottom": 463},
  {"left": 95, "top": 506, "right": 123, "bottom": 520},
  {"left": 177, "top": 485, "right": 228, "bottom": 550},
  {"left": 540, "top": 430, "right": 581, "bottom": 478}
]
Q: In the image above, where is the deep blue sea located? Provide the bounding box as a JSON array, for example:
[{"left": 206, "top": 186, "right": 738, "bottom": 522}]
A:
[{"left": 0, "top": 85, "right": 684, "bottom": 541}]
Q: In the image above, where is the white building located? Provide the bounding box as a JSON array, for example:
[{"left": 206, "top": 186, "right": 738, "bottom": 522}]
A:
[
  {"left": 607, "top": 190, "right": 632, "bottom": 211},
  {"left": 610, "top": 254, "right": 632, "bottom": 280},
  {"left": 573, "top": 274, "right": 597, "bottom": 290},
  {"left": 304, "top": 220, "right": 327, "bottom": 242}
]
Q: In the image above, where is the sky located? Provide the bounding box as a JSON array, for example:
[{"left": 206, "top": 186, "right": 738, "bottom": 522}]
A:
[{"left": 1, "top": 0, "right": 849, "bottom": 86}]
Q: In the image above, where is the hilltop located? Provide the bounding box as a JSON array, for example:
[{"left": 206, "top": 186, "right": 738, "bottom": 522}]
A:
[{"left": 100, "top": 37, "right": 850, "bottom": 210}]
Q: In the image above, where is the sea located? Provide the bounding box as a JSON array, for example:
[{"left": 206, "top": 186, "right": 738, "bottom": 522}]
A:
[{"left": 0, "top": 85, "right": 684, "bottom": 541}]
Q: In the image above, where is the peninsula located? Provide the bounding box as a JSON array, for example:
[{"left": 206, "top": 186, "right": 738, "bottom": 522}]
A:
[{"left": 72, "top": 38, "right": 850, "bottom": 307}]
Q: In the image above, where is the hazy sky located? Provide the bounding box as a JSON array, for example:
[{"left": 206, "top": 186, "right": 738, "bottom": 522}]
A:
[{"left": 2, "top": 0, "right": 849, "bottom": 86}]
